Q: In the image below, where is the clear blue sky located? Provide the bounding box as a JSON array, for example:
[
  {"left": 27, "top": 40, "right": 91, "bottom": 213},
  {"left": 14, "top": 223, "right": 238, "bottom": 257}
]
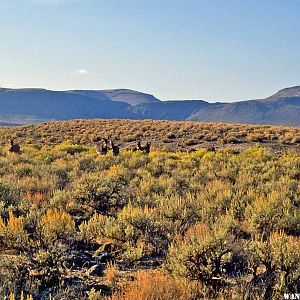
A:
[{"left": 1, "top": 0, "right": 300, "bottom": 102}]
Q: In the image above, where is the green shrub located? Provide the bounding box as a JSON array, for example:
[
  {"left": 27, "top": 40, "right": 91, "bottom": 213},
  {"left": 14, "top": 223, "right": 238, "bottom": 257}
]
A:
[
  {"left": 0, "top": 182, "right": 21, "bottom": 217},
  {"left": 54, "top": 141, "right": 88, "bottom": 155},
  {"left": 167, "top": 217, "right": 240, "bottom": 287},
  {"left": 72, "top": 166, "right": 131, "bottom": 216}
]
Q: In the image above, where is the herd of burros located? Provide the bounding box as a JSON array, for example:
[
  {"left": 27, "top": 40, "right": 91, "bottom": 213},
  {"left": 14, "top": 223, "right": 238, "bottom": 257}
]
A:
[
  {"left": 6, "top": 138, "right": 222, "bottom": 155},
  {"left": 95, "top": 138, "right": 151, "bottom": 156},
  {"left": 7, "top": 138, "right": 152, "bottom": 156},
  {"left": 7, "top": 138, "right": 223, "bottom": 156}
]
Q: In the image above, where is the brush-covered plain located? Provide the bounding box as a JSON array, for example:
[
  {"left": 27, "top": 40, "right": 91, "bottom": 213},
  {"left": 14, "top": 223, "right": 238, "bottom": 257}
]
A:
[{"left": 1, "top": 119, "right": 300, "bottom": 300}]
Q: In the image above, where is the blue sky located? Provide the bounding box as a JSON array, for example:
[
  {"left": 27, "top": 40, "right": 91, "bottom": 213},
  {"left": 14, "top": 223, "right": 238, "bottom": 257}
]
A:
[{"left": 1, "top": 0, "right": 300, "bottom": 102}]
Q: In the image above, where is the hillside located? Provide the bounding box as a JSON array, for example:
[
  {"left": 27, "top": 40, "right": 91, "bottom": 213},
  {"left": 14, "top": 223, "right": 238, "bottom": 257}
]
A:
[
  {"left": 1, "top": 119, "right": 300, "bottom": 154},
  {"left": 188, "top": 90, "right": 300, "bottom": 126},
  {"left": 130, "top": 100, "right": 210, "bottom": 120},
  {"left": 67, "top": 89, "right": 160, "bottom": 105},
  {"left": 0, "top": 88, "right": 135, "bottom": 124},
  {"left": 0, "top": 86, "right": 300, "bottom": 125}
]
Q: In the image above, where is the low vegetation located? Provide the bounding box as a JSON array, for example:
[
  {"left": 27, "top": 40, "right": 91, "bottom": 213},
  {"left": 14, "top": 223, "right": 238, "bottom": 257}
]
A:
[
  {"left": 0, "top": 119, "right": 300, "bottom": 152},
  {"left": 0, "top": 119, "right": 300, "bottom": 299}
]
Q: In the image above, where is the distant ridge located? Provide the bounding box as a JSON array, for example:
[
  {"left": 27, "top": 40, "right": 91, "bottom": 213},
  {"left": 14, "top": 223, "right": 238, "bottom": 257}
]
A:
[
  {"left": 0, "top": 86, "right": 299, "bottom": 126},
  {"left": 100, "top": 89, "right": 160, "bottom": 105},
  {"left": 266, "top": 85, "right": 300, "bottom": 100},
  {"left": 67, "top": 89, "right": 160, "bottom": 105}
]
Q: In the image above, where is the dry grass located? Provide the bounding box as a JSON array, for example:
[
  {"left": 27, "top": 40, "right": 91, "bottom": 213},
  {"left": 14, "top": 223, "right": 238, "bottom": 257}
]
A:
[{"left": 110, "top": 270, "right": 192, "bottom": 300}]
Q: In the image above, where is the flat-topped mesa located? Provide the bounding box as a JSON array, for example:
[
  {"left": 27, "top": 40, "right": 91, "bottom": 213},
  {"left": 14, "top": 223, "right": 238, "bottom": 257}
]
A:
[{"left": 100, "top": 89, "right": 161, "bottom": 105}]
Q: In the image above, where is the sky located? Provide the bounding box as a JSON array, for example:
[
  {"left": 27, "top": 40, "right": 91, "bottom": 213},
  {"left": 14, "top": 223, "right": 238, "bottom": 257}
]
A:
[{"left": 0, "top": 0, "right": 300, "bottom": 102}]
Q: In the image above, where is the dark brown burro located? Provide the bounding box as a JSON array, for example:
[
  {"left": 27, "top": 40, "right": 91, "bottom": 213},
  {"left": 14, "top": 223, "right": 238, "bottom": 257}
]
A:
[
  {"left": 136, "top": 140, "right": 151, "bottom": 154},
  {"left": 109, "top": 138, "right": 120, "bottom": 156},
  {"left": 8, "top": 139, "right": 20, "bottom": 153}
]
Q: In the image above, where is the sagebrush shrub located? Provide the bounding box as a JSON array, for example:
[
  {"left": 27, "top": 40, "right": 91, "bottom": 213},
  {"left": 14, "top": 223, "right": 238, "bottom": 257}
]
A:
[{"left": 38, "top": 209, "right": 75, "bottom": 243}]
